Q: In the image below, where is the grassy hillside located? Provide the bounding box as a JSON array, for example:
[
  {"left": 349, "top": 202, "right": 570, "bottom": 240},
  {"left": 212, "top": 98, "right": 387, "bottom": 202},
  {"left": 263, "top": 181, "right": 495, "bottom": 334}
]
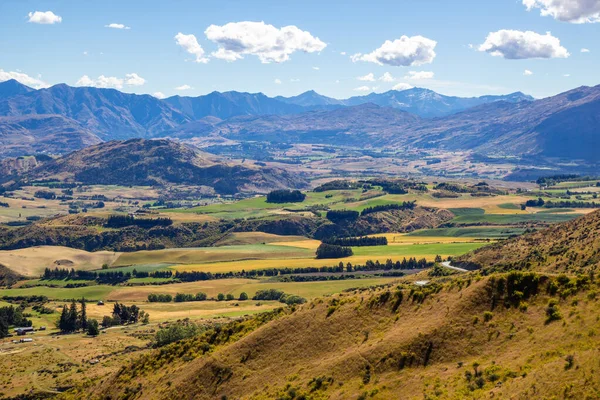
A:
[
  {"left": 74, "top": 271, "right": 600, "bottom": 399},
  {"left": 455, "top": 210, "right": 600, "bottom": 273}
]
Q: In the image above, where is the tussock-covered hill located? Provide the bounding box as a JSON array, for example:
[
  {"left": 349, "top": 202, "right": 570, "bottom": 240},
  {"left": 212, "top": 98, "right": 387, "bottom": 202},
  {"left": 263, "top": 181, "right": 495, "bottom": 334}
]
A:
[
  {"left": 75, "top": 271, "right": 600, "bottom": 399},
  {"left": 12, "top": 138, "right": 307, "bottom": 194},
  {"left": 455, "top": 210, "right": 600, "bottom": 273}
]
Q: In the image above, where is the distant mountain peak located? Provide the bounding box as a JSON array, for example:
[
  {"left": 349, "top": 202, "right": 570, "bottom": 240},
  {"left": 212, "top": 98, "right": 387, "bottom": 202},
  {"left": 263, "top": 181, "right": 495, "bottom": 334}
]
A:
[{"left": 0, "top": 79, "right": 35, "bottom": 99}]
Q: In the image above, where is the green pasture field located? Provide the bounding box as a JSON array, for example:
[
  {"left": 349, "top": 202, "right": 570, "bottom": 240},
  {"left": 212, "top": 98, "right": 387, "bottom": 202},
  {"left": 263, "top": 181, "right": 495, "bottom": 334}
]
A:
[
  {"left": 407, "top": 227, "right": 527, "bottom": 238},
  {"left": 351, "top": 242, "right": 486, "bottom": 258},
  {"left": 450, "top": 213, "right": 581, "bottom": 225}
]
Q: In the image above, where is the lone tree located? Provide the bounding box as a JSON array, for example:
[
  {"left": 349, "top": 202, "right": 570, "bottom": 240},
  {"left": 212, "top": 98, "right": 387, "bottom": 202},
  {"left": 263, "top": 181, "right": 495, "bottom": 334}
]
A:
[{"left": 79, "top": 298, "right": 87, "bottom": 331}]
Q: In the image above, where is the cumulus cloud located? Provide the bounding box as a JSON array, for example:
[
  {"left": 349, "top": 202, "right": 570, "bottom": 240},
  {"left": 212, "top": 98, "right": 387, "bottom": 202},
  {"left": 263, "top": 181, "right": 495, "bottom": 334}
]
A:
[
  {"left": 524, "top": 69, "right": 534, "bottom": 76},
  {"left": 379, "top": 72, "right": 395, "bottom": 82},
  {"left": 204, "top": 21, "right": 326, "bottom": 63},
  {"left": 405, "top": 71, "right": 434, "bottom": 80},
  {"left": 75, "top": 73, "right": 146, "bottom": 89},
  {"left": 357, "top": 73, "right": 375, "bottom": 81},
  {"left": 351, "top": 35, "right": 437, "bottom": 67},
  {"left": 392, "top": 82, "right": 414, "bottom": 91},
  {"left": 478, "top": 30, "right": 569, "bottom": 59},
  {"left": 523, "top": 0, "right": 600, "bottom": 23},
  {"left": 125, "top": 73, "right": 146, "bottom": 86},
  {"left": 27, "top": 11, "right": 62, "bottom": 24},
  {"left": 153, "top": 92, "right": 166, "bottom": 99},
  {"left": 105, "top": 23, "right": 131, "bottom": 30},
  {"left": 0, "top": 69, "right": 48, "bottom": 89},
  {"left": 175, "top": 84, "right": 192, "bottom": 91},
  {"left": 175, "top": 33, "right": 209, "bottom": 63},
  {"left": 353, "top": 86, "right": 371, "bottom": 92},
  {"left": 312, "top": 66, "right": 320, "bottom": 70},
  {"left": 581, "top": 48, "right": 591, "bottom": 52},
  {"left": 274, "top": 78, "right": 282, "bottom": 84}
]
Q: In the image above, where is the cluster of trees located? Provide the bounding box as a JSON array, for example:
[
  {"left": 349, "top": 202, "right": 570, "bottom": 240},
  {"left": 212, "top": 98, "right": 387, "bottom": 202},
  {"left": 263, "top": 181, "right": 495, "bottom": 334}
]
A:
[
  {"left": 43, "top": 267, "right": 131, "bottom": 284},
  {"left": 322, "top": 236, "right": 387, "bottom": 247},
  {"left": 153, "top": 321, "right": 202, "bottom": 348},
  {"left": 34, "top": 190, "right": 57, "bottom": 200},
  {"left": 0, "top": 305, "right": 32, "bottom": 338},
  {"left": 0, "top": 202, "right": 8, "bottom": 208},
  {"left": 525, "top": 198, "right": 545, "bottom": 207},
  {"left": 326, "top": 210, "right": 360, "bottom": 223},
  {"left": 360, "top": 201, "right": 416, "bottom": 216},
  {"left": 101, "top": 303, "right": 148, "bottom": 328},
  {"left": 266, "top": 189, "right": 306, "bottom": 203},
  {"left": 105, "top": 215, "right": 173, "bottom": 229},
  {"left": 316, "top": 243, "right": 353, "bottom": 259},
  {"left": 148, "top": 292, "right": 249, "bottom": 302},
  {"left": 536, "top": 174, "right": 586, "bottom": 186},
  {"left": 147, "top": 293, "right": 173, "bottom": 302},
  {"left": 371, "top": 179, "right": 427, "bottom": 194},
  {"left": 253, "top": 289, "right": 306, "bottom": 305},
  {"left": 543, "top": 200, "right": 600, "bottom": 209},
  {"left": 57, "top": 298, "right": 100, "bottom": 335},
  {"left": 314, "top": 180, "right": 362, "bottom": 192}
]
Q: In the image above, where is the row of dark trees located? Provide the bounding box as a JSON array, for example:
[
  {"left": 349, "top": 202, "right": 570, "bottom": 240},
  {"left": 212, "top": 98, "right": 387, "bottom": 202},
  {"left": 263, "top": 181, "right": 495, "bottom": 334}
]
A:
[
  {"left": 0, "top": 305, "right": 32, "bottom": 338},
  {"left": 322, "top": 236, "right": 387, "bottom": 247},
  {"left": 316, "top": 243, "right": 354, "bottom": 259},
  {"left": 105, "top": 215, "right": 173, "bottom": 229},
  {"left": 266, "top": 189, "right": 306, "bottom": 203},
  {"left": 253, "top": 289, "right": 306, "bottom": 305},
  {"left": 525, "top": 198, "right": 599, "bottom": 209},
  {"left": 326, "top": 210, "right": 360, "bottom": 223},
  {"left": 360, "top": 201, "right": 416, "bottom": 216},
  {"left": 57, "top": 298, "right": 99, "bottom": 335}
]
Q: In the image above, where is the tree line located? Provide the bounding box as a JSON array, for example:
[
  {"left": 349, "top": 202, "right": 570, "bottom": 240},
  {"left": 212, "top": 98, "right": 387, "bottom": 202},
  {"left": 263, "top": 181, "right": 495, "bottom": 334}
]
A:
[
  {"left": 326, "top": 210, "right": 360, "bottom": 223},
  {"left": 525, "top": 198, "right": 600, "bottom": 209},
  {"left": 360, "top": 201, "right": 416, "bottom": 216},
  {"left": 266, "top": 189, "right": 306, "bottom": 203},
  {"left": 253, "top": 289, "right": 306, "bottom": 305},
  {"left": 148, "top": 292, "right": 248, "bottom": 303},
  {"left": 322, "top": 236, "right": 387, "bottom": 247},
  {"left": 316, "top": 243, "right": 354, "bottom": 259},
  {"left": 105, "top": 215, "right": 173, "bottom": 229}
]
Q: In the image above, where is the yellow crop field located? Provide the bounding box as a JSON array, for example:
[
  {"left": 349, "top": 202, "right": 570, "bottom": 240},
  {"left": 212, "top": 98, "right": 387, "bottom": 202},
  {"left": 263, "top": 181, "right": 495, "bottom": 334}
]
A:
[{"left": 0, "top": 246, "right": 120, "bottom": 277}]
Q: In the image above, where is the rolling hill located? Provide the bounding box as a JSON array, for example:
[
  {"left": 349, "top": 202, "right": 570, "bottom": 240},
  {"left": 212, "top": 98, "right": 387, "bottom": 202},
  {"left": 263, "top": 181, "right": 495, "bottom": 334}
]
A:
[
  {"left": 80, "top": 268, "right": 600, "bottom": 399},
  {"left": 455, "top": 209, "right": 600, "bottom": 273},
  {"left": 11, "top": 139, "right": 307, "bottom": 194}
]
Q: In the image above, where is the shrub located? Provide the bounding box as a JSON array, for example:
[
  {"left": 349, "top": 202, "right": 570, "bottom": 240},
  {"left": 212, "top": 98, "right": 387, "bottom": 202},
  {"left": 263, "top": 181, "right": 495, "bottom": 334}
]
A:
[
  {"left": 239, "top": 292, "right": 249, "bottom": 301},
  {"left": 226, "top": 294, "right": 235, "bottom": 301},
  {"left": 217, "top": 293, "right": 225, "bottom": 301},
  {"left": 545, "top": 299, "right": 562, "bottom": 324},
  {"left": 154, "top": 322, "right": 201, "bottom": 347},
  {"left": 87, "top": 319, "right": 100, "bottom": 336},
  {"left": 483, "top": 311, "right": 493, "bottom": 322}
]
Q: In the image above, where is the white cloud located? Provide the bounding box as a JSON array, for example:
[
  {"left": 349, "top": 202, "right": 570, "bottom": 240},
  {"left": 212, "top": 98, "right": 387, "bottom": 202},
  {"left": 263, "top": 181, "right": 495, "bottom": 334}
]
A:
[
  {"left": 352, "top": 35, "right": 437, "bottom": 66},
  {"left": 405, "top": 71, "right": 434, "bottom": 80},
  {"left": 581, "top": 48, "right": 591, "bottom": 52},
  {"left": 312, "top": 66, "right": 320, "bottom": 70},
  {"left": 564, "top": 73, "right": 571, "bottom": 77},
  {"left": 523, "top": 69, "right": 534, "bottom": 76},
  {"left": 175, "top": 84, "right": 192, "bottom": 91},
  {"left": 125, "top": 73, "right": 146, "bottom": 86},
  {"left": 274, "top": 78, "right": 282, "bottom": 84},
  {"left": 205, "top": 21, "right": 326, "bottom": 63},
  {"left": 75, "top": 73, "right": 146, "bottom": 89},
  {"left": 392, "top": 82, "right": 414, "bottom": 91},
  {"left": 153, "top": 92, "right": 166, "bottom": 99},
  {"left": 354, "top": 86, "right": 371, "bottom": 92},
  {"left": 340, "top": 51, "right": 347, "bottom": 55},
  {"left": 290, "top": 78, "right": 300, "bottom": 82},
  {"left": 357, "top": 73, "right": 375, "bottom": 82},
  {"left": 0, "top": 69, "right": 48, "bottom": 89},
  {"left": 379, "top": 72, "right": 395, "bottom": 82},
  {"left": 174, "top": 33, "right": 209, "bottom": 63},
  {"left": 105, "top": 23, "right": 131, "bottom": 30},
  {"left": 27, "top": 11, "right": 62, "bottom": 24},
  {"left": 523, "top": 0, "right": 600, "bottom": 23},
  {"left": 478, "top": 30, "right": 569, "bottom": 59}
]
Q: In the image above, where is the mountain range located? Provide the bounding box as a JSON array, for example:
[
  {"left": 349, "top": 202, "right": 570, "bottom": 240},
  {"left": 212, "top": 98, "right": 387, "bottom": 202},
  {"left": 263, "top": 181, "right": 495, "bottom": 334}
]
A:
[{"left": 0, "top": 79, "right": 598, "bottom": 165}]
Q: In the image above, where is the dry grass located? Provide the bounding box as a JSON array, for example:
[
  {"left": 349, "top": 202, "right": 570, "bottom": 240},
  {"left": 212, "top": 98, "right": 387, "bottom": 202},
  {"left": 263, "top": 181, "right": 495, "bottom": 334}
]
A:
[
  {"left": 0, "top": 246, "right": 119, "bottom": 277},
  {"left": 216, "top": 232, "right": 308, "bottom": 246}
]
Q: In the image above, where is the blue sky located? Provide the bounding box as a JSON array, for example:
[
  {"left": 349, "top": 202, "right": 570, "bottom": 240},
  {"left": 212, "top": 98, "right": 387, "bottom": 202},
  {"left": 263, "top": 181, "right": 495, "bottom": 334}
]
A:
[{"left": 0, "top": 0, "right": 598, "bottom": 99}]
